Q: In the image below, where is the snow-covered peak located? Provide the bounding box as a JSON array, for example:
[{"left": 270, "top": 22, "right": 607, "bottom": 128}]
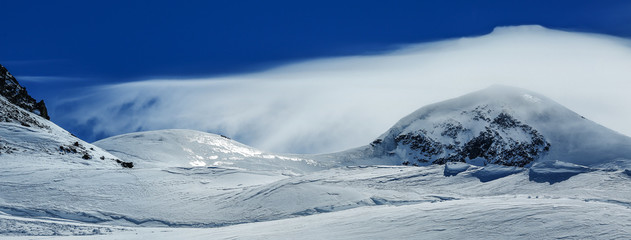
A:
[
  {"left": 358, "top": 85, "right": 631, "bottom": 168},
  {"left": 385, "top": 85, "right": 559, "bottom": 133}
]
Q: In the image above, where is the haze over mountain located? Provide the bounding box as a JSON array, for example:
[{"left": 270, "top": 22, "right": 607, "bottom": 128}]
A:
[
  {"left": 4, "top": 0, "right": 631, "bottom": 237},
  {"left": 327, "top": 85, "right": 631, "bottom": 168},
  {"left": 1, "top": 64, "right": 631, "bottom": 239},
  {"left": 51, "top": 26, "right": 631, "bottom": 155}
]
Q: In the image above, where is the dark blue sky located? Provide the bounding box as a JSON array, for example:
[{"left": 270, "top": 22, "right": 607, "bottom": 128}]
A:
[{"left": 2, "top": 0, "right": 631, "bottom": 140}]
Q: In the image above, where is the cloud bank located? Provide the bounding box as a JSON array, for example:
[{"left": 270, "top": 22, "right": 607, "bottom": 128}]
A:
[{"left": 55, "top": 25, "right": 631, "bottom": 154}]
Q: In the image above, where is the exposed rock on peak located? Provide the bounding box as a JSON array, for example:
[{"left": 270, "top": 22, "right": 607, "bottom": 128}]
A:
[
  {"left": 0, "top": 64, "right": 50, "bottom": 120},
  {"left": 381, "top": 105, "right": 550, "bottom": 167},
  {"left": 331, "top": 85, "right": 631, "bottom": 168}
]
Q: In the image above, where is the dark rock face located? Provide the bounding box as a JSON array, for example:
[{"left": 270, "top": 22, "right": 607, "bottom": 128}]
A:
[
  {"left": 115, "top": 159, "right": 134, "bottom": 168},
  {"left": 395, "top": 131, "right": 443, "bottom": 163},
  {"left": 0, "top": 64, "right": 50, "bottom": 120},
  {"left": 380, "top": 108, "right": 550, "bottom": 167}
]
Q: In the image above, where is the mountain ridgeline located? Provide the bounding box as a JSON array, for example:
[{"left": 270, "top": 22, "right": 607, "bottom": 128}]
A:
[
  {"left": 0, "top": 64, "right": 49, "bottom": 120},
  {"left": 0, "top": 64, "right": 128, "bottom": 168},
  {"left": 2, "top": 61, "right": 631, "bottom": 170}
]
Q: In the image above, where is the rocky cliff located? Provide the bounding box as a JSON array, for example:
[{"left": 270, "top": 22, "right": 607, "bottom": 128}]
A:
[{"left": 0, "top": 64, "right": 49, "bottom": 120}]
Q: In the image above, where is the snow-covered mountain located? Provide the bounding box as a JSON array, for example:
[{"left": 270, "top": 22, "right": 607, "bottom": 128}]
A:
[
  {"left": 98, "top": 86, "right": 631, "bottom": 172},
  {"left": 0, "top": 66, "right": 124, "bottom": 169},
  {"left": 325, "top": 85, "right": 631, "bottom": 169},
  {"left": 2, "top": 68, "right": 631, "bottom": 239}
]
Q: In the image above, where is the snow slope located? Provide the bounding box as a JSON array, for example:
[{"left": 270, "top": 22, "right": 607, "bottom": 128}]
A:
[
  {"left": 23, "top": 197, "right": 631, "bottom": 240},
  {"left": 0, "top": 95, "right": 121, "bottom": 169},
  {"left": 94, "top": 129, "right": 327, "bottom": 173},
  {"left": 2, "top": 165, "right": 631, "bottom": 239},
  {"left": 1, "top": 65, "right": 118, "bottom": 169}
]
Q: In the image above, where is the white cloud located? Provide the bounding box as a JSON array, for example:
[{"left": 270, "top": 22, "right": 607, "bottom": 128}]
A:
[{"left": 55, "top": 25, "right": 631, "bottom": 154}]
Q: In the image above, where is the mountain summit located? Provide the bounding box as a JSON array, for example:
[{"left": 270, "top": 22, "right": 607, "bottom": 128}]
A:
[{"left": 338, "top": 85, "right": 631, "bottom": 168}]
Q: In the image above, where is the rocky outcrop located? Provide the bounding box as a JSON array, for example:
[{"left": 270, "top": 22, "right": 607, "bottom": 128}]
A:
[
  {"left": 386, "top": 110, "right": 549, "bottom": 167},
  {"left": 0, "top": 64, "right": 50, "bottom": 120},
  {"left": 0, "top": 96, "right": 50, "bottom": 129},
  {"left": 369, "top": 100, "right": 552, "bottom": 168}
]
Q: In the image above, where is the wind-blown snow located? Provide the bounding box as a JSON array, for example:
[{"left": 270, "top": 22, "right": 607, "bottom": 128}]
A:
[{"left": 54, "top": 25, "right": 631, "bottom": 154}]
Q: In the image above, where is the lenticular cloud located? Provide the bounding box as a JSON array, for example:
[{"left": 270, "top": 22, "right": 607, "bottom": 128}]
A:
[{"left": 55, "top": 25, "right": 631, "bottom": 154}]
